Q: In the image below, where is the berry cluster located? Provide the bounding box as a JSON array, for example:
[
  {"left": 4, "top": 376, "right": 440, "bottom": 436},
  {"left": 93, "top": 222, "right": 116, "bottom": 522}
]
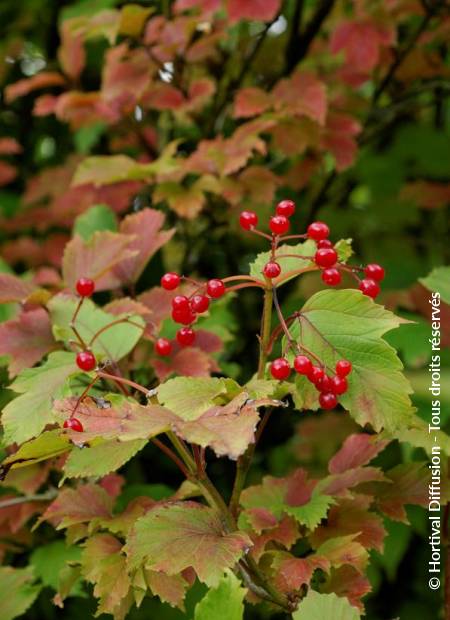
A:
[
  {"left": 156, "top": 273, "right": 226, "bottom": 355},
  {"left": 239, "top": 200, "right": 385, "bottom": 298},
  {"left": 270, "top": 356, "right": 352, "bottom": 409}
]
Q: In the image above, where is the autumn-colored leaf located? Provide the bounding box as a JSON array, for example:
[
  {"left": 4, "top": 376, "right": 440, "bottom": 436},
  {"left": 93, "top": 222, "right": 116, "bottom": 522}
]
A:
[
  {"left": 0, "top": 161, "right": 18, "bottom": 186},
  {"left": 4, "top": 72, "right": 66, "bottom": 103},
  {"left": 40, "top": 483, "right": 113, "bottom": 529},
  {"left": 227, "top": 0, "right": 281, "bottom": 23},
  {"left": 0, "top": 137, "right": 22, "bottom": 155},
  {"left": 126, "top": 501, "right": 251, "bottom": 586},
  {"left": 0, "top": 308, "right": 56, "bottom": 378},
  {"left": 58, "top": 19, "right": 86, "bottom": 81},
  {"left": 315, "top": 534, "right": 368, "bottom": 574},
  {"left": 273, "top": 72, "right": 327, "bottom": 125},
  {"left": 234, "top": 87, "right": 272, "bottom": 118},
  {"left": 0, "top": 274, "right": 35, "bottom": 303},
  {"left": 62, "top": 231, "right": 136, "bottom": 291},
  {"left": 113, "top": 209, "right": 174, "bottom": 284},
  {"left": 329, "top": 434, "right": 389, "bottom": 474}
]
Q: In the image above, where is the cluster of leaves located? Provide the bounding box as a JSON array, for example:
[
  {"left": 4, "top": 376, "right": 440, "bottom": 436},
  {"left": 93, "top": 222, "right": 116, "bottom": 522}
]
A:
[{"left": 0, "top": 0, "right": 449, "bottom": 619}]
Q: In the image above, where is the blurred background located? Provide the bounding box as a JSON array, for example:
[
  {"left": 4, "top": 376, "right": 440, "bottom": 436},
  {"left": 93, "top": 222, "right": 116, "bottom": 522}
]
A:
[{"left": 0, "top": 0, "right": 449, "bottom": 618}]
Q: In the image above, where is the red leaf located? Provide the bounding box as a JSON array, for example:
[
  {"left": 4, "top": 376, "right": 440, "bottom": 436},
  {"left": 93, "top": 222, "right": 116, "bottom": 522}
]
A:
[
  {"left": 153, "top": 347, "right": 216, "bottom": 381},
  {"left": 0, "top": 308, "right": 56, "bottom": 378},
  {"left": 33, "top": 95, "right": 59, "bottom": 116},
  {"left": 234, "top": 87, "right": 272, "bottom": 118},
  {"left": 58, "top": 19, "right": 86, "bottom": 81},
  {"left": 251, "top": 516, "right": 299, "bottom": 561},
  {"left": 40, "top": 483, "right": 113, "bottom": 528},
  {"left": 113, "top": 209, "right": 174, "bottom": 284},
  {"left": 321, "top": 565, "right": 371, "bottom": 611},
  {"left": 4, "top": 72, "right": 66, "bottom": 103},
  {"left": 329, "top": 433, "right": 389, "bottom": 474},
  {"left": 62, "top": 231, "right": 136, "bottom": 292},
  {"left": 322, "top": 113, "right": 362, "bottom": 171},
  {"left": 330, "top": 20, "right": 395, "bottom": 75},
  {"left": 145, "top": 84, "right": 186, "bottom": 111},
  {"left": 174, "top": 0, "right": 220, "bottom": 16},
  {"left": 0, "top": 138, "right": 22, "bottom": 155},
  {"left": 273, "top": 72, "right": 327, "bottom": 125},
  {"left": 227, "top": 0, "right": 281, "bottom": 23},
  {"left": 0, "top": 274, "right": 35, "bottom": 303},
  {"left": 102, "top": 44, "right": 154, "bottom": 110},
  {"left": 0, "top": 161, "right": 17, "bottom": 186},
  {"left": 272, "top": 553, "right": 329, "bottom": 592}
]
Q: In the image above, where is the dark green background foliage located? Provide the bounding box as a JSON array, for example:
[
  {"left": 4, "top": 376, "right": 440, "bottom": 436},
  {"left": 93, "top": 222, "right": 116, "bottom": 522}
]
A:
[{"left": 0, "top": 0, "right": 449, "bottom": 618}]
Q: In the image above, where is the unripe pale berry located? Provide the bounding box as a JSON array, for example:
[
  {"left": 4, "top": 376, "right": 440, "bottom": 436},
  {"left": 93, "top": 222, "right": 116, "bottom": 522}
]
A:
[
  {"left": 359, "top": 278, "right": 380, "bottom": 299},
  {"left": 264, "top": 262, "right": 281, "bottom": 279},
  {"left": 190, "top": 294, "right": 210, "bottom": 313},
  {"left": 76, "top": 351, "right": 96, "bottom": 372},
  {"left": 336, "top": 359, "right": 352, "bottom": 377},
  {"left": 364, "top": 263, "right": 385, "bottom": 281},
  {"left": 276, "top": 199, "right": 295, "bottom": 218},
  {"left": 269, "top": 215, "right": 290, "bottom": 235},
  {"left": 161, "top": 272, "right": 180, "bottom": 290},
  {"left": 319, "top": 392, "right": 338, "bottom": 410},
  {"left": 322, "top": 268, "right": 341, "bottom": 286},
  {"left": 239, "top": 211, "right": 258, "bottom": 230},
  {"left": 315, "top": 248, "right": 338, "bottom": 268},
  {"left": 155, "top": 338, "right": 172, "bottom": 356},
  {"left": 63, "top": 418, "right": 84, "bottom": 432},
  {"left": 76, "top": 277, "right": 95, "bottom": 297},
  {"left": 177, "top": 327, "right": 196, "bottom": 346},
  {"left": 270, "top": 358, "right": 291, "bottom": 380},
  {"left": 207, "top": 279, "right": 226, "bottom": 298},
  {"left": 307, "top": 221, "right": 330, "bottom": 241},
  {"left": 293, "top": 355, "right": 312, "bottom": 375}
]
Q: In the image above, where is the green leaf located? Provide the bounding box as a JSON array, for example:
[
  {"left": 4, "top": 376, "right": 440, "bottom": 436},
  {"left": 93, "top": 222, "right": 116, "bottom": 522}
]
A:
[
  {"left": 157, "top": 377, "right": 229, "bottom": 421},
  {"left": 286, "top": 289, "right": 415, "bottom": 433},
  {"left": 420, "top": 266, "right": 450, "bottom": 304},
  {"left": 194, "top": 570, "right": 246, "bottom": 620},
  {"left": 0, "top": 566, "right": 41, "bottom": 620},
  {"left": 74, "top": 122, "right": 107, "bottom": 154},
  {"left": 293, "top": 591, "right": 360, "bottom": 620},
  {"left": 63, "top": 439, "right": 147, "bottom": 480},
  {"left": 249, "top": 241, "right": 317, "bottom": 285},
  {"left": 48, "top": 295, "right": 144, "bottom": 363},
  {"left": 286, "top": 493, "right": 335, "bottom": 530},
  {"left": 334, "top": 238, "right": 353, "bottom": 262},
  {"left": 30, "top": 541, "right": 82, "bottom": 590},
  {"left": 1, "top": 430, "right": 71, "bottom": 471},
  {"left": 73, "top": 204, "right": 118, "bottom": 241},
  {"left": 126, "top": 501, "right": 251, "bottom": 587},
  {"left": 1, "top": 352, "right": 77, "bottom": 445}
]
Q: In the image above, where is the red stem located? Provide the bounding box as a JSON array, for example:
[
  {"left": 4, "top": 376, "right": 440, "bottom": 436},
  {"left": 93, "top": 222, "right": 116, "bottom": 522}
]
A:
[
  {"left": 151, "top": 438, "right": 190, "bottom": 478},
  {"left": 96, "top": 370, "right": 150, "bottom": 396}
]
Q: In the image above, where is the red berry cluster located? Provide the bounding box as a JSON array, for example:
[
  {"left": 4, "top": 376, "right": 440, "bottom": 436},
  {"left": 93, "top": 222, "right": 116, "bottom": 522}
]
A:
[
  {"left": 239, "top": 200, "right": 385, "bottom": 299},
  {"left": 270, "top": 356, "right": 352, "bottom": 410},
  {"left": 157, "top": 273, "right": 226, "bottom": 355}
]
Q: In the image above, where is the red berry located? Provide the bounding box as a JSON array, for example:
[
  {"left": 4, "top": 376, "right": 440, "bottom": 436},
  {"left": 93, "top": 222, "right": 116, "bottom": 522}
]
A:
[
  {"left": 172, "top": 307, "right": 196, "bottom": 325},
  {"left": 307, "top": 365, "right": 324, "bottom": 384},
  {"left": 190, "top": 294, "right": 210, "bottom": 313},
  {"left": 270, "top": 358, "right": 291, "bottom": 381},
  {"left": 319, "top": 392, "right": 338, "bottom": 410},
  {"left": 336, "top": 359, "right": 352, "bottom": 377},
  {"left": 76, "top": 277, "right": 95, "bottom": 297},
  {"left": 359, "top": 278, "right": 380, "bottom": 299},
  {"left": 155, "top": 338, "right": 172, "bottom": 356},
  {"left": 293, "top": 355, "right": 313, "bottom": 375},
  {"left": 331, "top": 375, "right": 348, "bottom": 395},
  {"left": 239, "top": 210, "right": 258, "bottom": 230},
  {"left": 76, "top": 351, "right": 96, "bottom": 372},
  {"left": 317, "top": 239, "right": 333, "bottom": 249},
  {"left": 264, "top": 262, "right": 281, "bottom": 279},
  {"left": 63, "top": 418, "right": 84, "bottom": 432},
  {"left": 322, "top": 268, "right": 341, "bottom": 286},
  {"left": 364, "top": 263, "right": 385, "bottom": 282},
  {"left": 315, "top": 248, "right": 338, "bottom": 268},
  {"left": 307, "top": 221, "right": 330, "bottom": 241},
  {"left": 161, "top": 272, "right": 180, "bottom": 290},
  {"left": 315, "top": 374, "right": 333, "bottom": 392},
  {"left": 176, "top": 327, "right": 196, "bottom": 347},
  {"left": 172, "top": 295, "right": 190, "bottom": 311},
  {"left": 276, "top": 199, "right": 295, "bottom": 218},
  {"left": 269, "top": 215, "right": 290, "bottom": 235},
  {"left": 206, "top": 279, "right": 226, "bottom": 298}
]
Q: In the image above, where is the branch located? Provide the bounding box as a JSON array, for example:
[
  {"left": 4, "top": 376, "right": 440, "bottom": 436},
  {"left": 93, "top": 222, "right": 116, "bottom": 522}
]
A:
[
  {"left": 0, "top": 489, "right": 57, "bottom": 509},
  {"left": 285, "top": 0, "right": 335, "bottom": 73}
]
